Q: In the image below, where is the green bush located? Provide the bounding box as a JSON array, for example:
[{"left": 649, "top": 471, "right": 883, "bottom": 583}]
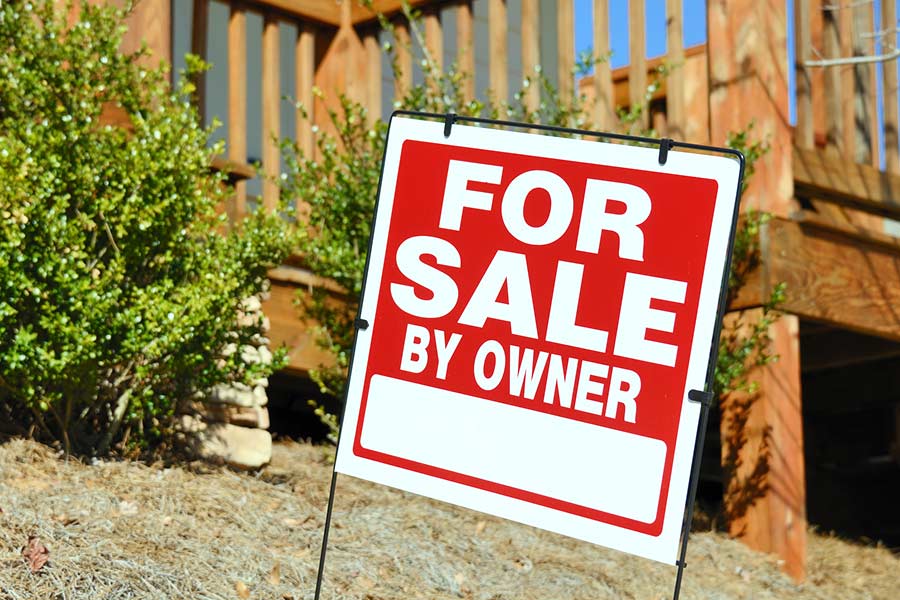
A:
[{"left": 0, "top": 0, "right": 297, "bottom": 455}]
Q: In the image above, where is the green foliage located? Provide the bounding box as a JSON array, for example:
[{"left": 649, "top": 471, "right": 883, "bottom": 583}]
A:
[
  {"left": 0, "top": 0, "right": 297, "bottom": 455},
  {"left": 283, "top": 5, "right": 781, "bottom": 427}
]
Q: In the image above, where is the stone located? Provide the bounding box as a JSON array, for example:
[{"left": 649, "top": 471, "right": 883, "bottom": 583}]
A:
[
  {"left": 179, "top": 416, "right": 272, "bottom": 469},
  {"left": 188, "top": 403, "right": 270, "bottom": 429},
  {"left": 207, "top": 382, "right": 268, "bottom": 407}
]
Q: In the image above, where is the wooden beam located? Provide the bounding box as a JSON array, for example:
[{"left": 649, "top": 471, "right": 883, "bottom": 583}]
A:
[
  {"left": 457, "top": 1, "right": 475, "bottom": 101},
  {"left": 262, "top": 15, "right": 280, "bottom": 211},
  {"left": 191, "top": 0, "right": 209, "bottom": 124},
  {"left": 593, "top": 0, "right": 615, "bottom": 130},
  {"left": 793, "top": 145, "right": 900, "bottom": 221},
  {"left": 795, "top": 0, "right": 813, "bottom": 149},
  {"left": 665, "top": 0, "right": 684, "bottom": 139},
  {"left": 489, "top": 0, "right": 508, "bottom": 105},
  {"left": 557, "top": 0, "right": 574, "bottom": 103},
  {"left": 120, "top": 0, "right": 171, "bottom": 68},
  {"left": 720, "top": 312, "right": 807, "bottom": 583},
  {"left": 764, "top": 216, "right": 900, "bottom": 341},
  {"left": 521, "top": 0, "right": 540, "bottom": 113},
  {"left": 883, "top": 0, "right": 899, "bottom": 173},
  {"left": 243, "top": 0, "right": 342, "bottom": 27},
  {"left": 228, "top": 6, "right": 248, "bottom": 218},
  {"left": 262, "top": 278, "right": 336, "bottom": 374},
  {"left": 628, "top": 0, "right": 647, "bottom": 129},
  {"left": 296, "top": 25, "right": 315, "bottom": 158}
]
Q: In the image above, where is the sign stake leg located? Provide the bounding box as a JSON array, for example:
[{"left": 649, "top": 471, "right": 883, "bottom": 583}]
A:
[{"left": 314, "top": 468, "right": 340, "bottom": 600}]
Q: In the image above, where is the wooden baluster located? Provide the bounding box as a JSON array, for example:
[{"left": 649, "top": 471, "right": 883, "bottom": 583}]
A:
[
  {"left": 629, "top": 0, "right": 647, "bottom": 130},
  {"left": 296, "top": 24, "right": 315, "bottom": 159},
  {"left": 457, "top": 1, "right": 475, "bottom": 102},
  {"left": 557, "top": 0, "right": 574, "bottom": 104},
  {"left": 851, "top": 3, "right": 876, "bottom": 165},
  {"left": 666, "top": 0, "right": 685, "bottom": 139},
  {"left": 883, "top": 0, "right": 899, "bottom": 173},
  {"left": 262, "top": 15, "right": 280, "bottom": 211},
  {"left": 489, "top": 0, "right": 508, "bottom": 107},
  {"left": 521, "top": 0, "right": 540, "bottom": 113},
  {"left": 593, "top": 0, "right": 615, "bottom": 130},
  {"left": 191, "top": 0, "right": 209, "bottom": 124},
  {"left": 822, "top": 4, "right": 844, "bottom": 156},
  {"left": 228, "top": 5, "right": 247, "bottom": 219},
  {"left": 424, "top": 10, "right": 443, "bottom": 71},
  {"left": 394, "top": 19, "right": 412, "bottom": 101},
  {"left": 795, "top": 0, "right": 813, "bottom": 149},
  {"left": 364, "top": 30, "right": 383, "bottom": 126}
]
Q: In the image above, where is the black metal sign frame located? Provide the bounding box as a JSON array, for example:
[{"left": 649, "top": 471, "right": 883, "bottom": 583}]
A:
[{"left": 313, "top": 110, "right": 745, "bottom": 600}]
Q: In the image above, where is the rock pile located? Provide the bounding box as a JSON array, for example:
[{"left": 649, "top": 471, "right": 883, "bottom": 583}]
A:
[{"left": 178, "top": 296, "right": 275, "bottom": 469}]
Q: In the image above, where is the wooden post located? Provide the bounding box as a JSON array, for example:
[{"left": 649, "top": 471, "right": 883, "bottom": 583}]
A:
[
  {"left": 489, "top": 0, "right": 508, "bottom": 106},
  {"left": 120, "top": 0, "right": 171, "bottom": 69},
  {"left": 628, "top": 0, "right": 647, "bottom": 129},
  {"left": 557, "top": 0, "right": 574, "bottom": 104},
  {"left": 296, "top": 25, "right": 315, "bottom": 159},
  {"left": 228, "top": 6, "right": 247, "bottom": 218},
  {"left": 795, "top": 0, "right": 813, "bottom": 149},
  {"left": 707, "top": 0, "right": 806, "bottom": 582},
  {"left": 851, "top": 3, "right": 876, "bottom": 166},
  {"left": 457, "top": 1, "right": 475, "bottom": 102},
  {"left": 262, "top": 15, "right": 280, "bottom": 211},
  {"left": 593, "top": 0, "right": 616, "bottom": 130},
  {"left": 665, "top": 0, "right": 685, "bottom": 139},
  {"left": 521, "top": 0, "right": 540, "bottom": 113},
  {"left": 884, "top": 0, "right": 899, "bottom": 173}
]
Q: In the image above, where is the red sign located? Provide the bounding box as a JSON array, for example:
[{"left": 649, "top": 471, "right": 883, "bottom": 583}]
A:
[{"left": 336, "top": 116, "right": 740, "bottom": 564}]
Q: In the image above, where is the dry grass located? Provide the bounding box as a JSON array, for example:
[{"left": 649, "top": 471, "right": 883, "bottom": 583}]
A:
[{"left": 0, "top": 437, "right": 897, "bottom": 599}]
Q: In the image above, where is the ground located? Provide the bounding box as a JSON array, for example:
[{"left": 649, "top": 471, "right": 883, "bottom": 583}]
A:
[{"left": 0, "top": 438, "right": 897, "bottom": 599}]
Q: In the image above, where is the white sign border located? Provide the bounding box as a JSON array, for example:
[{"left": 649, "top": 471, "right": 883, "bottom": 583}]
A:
[{"left": 335, "top": 115, "right": 741, "bottom": 565}]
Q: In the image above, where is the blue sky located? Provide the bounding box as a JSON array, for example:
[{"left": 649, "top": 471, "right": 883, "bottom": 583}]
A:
[{"left": 573, "top": 0, "right": 709, "bottom": 70}]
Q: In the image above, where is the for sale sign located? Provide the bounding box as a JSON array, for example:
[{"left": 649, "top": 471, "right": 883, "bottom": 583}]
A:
[{"left": 335, "top": 115, "right": 741, "bottom": 564}]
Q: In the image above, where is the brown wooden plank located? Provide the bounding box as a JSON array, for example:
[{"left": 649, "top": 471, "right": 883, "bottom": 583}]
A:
[
  {"left": 883, "top": 0, "right": 899, "bottom": 173},
  {"left": 210, "top": 155, "right": 256, "bottom": 182},
  {"left": 593, "top": 0, "right": 615, "bottom": 130},
  {"left": 364, "top": 31, "right": 383, "bottom": 125},
  {"left": 489, "top": 0, "right": 508, "bottom": 105},
  {"left": 665, "top": 0, "right": 685, "bottom": 139},
  {"left": 720, "top": 312, "right": 807, "bottom": 583},
  {"left": 242, "top": 0, "right": 341, "bottom": 26},
  {"left": 765, "top": 216, "right": 900, "bottom": 341},
  {"left": 424, "top": 10, "right": 443, "bottom": 71},
  {"left": 457, "top": 1, "right": 475, "bottom": 101},
  {"left": 191, "top": 0, "right": 209, "bottom": 124},
  {"left": 228, "top": 6, "right": 248, "bottom": 219},
  {"left": 795, "top": 0, "right": 813, "bottom": 148},
  {"left": 793, "top": 145, "right": 900, "bottom": 221},
  {"left": 557, "top": 0, "right": 574, "bottom": 103},
  {"left": 394, "top": 19, "right": 413, "bottom": 101},
  {"left": 521, "top": 0, "right": 540, "bottom": 113},
  {"left": 296, "top": 25, "right": 315, "bottom": 158},
  {"left": 262, "top": 15, "right": 280, "bottom": 211},
  {"left": 840, "top": 4, "right": 855, "bottom": 159},
  {"left": 628, "top": 0, "right": 647, "bottom": 129}
]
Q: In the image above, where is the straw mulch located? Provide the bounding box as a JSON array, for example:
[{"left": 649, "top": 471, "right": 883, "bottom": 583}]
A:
[{"left": 0, "top": 437, "right": 897, "bottom": 599}]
